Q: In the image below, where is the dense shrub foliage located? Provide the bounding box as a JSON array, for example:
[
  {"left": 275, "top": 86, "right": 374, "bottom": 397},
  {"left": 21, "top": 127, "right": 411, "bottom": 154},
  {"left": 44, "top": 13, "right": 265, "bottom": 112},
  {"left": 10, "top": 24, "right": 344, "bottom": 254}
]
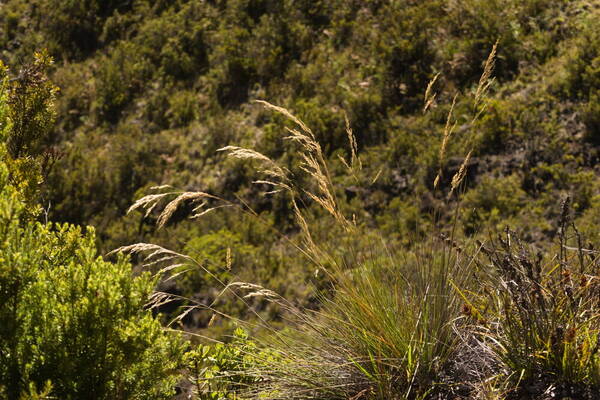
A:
[
  {"left": 0, "top": 195, "right": 185, "bottom": 399},
  {"left": 1, "top": 1, "right": 600, "bottom": 398},
  {"left": 0, "top": 0, "right": 591, "bottom": 248},
  {"left": 0, "top": 55, "right": 184, "bottom": 400},
  {"left": 0, "top": 0, "right": 593, "bottom": 328}
]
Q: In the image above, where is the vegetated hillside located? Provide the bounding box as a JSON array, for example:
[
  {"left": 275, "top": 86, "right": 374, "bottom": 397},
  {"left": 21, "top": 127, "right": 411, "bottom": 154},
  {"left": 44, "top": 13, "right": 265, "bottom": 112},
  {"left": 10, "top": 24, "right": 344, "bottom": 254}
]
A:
[{"left": 1, "top": 0, "right": 599, "bottom": 329}]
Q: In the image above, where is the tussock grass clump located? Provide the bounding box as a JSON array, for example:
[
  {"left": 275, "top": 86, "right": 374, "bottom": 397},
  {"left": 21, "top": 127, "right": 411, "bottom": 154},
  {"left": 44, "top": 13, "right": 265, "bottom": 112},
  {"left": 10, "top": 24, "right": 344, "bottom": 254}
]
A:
[
  {"left": 469, "top": 202, "right": 600, "bottom": 398},
  {"left": 121, "top": 98, "right": 486, "bottom": 399},
  {"left": 119, "top": 43, "right": 600, "bottom": 399},
  {"left": 120, "top": 45, "right": 503, "bottom": 397},
  {"left": 234, "top": 240, "right": 477, "bottom": 400}
]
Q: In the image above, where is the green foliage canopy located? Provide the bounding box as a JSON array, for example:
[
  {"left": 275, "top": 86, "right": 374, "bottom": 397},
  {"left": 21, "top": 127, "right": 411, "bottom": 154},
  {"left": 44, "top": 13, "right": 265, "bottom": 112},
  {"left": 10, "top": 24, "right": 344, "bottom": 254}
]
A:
[{"left": 0, "top": 56, "right": 185, "bottom": 400}]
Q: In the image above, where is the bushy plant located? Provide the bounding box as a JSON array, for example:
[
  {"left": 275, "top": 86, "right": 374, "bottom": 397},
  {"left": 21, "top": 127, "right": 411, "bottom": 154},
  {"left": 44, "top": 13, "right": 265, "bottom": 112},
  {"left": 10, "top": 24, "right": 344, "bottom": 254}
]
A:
[
  {"left": 95, "top": 42, "right": 150, "bottom": 122},
  {"left": 233, "top": 241, "right": 474, "bottom": 400},
  {"left": 0, "top": 154, "right": 185, "bottom": 399},
  {"left": 0, "top": 52, "right": 58, "bottom": 215},
  {"left": 36, "top": 0, "right": 133, "bottom": 58},
  {"left": 461, "top": 174, "right": 526, "bottom": 235},
  {"left": 185, "top": 327, "right": 262, "bottom": 400},
  {"left": 471, "top": 218, "right": 600, "bottom": 397},
  {"left": 0, "top": 55, "right": 185, "bottom": 399}
]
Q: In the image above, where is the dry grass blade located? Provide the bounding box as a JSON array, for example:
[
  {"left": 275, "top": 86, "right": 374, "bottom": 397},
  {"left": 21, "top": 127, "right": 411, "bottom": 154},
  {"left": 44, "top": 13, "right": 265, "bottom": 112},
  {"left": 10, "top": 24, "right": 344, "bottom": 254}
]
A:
[
  {"left": 141, "top": 254, "right": 180, "bottom": 268},
  {"left": 371, "top": 168, "right": 383, "bottom": 185},
  {"left": 218, "top": 145, "right": 289, "bottom": 181},
  {"left": 149, "top": 184, "right": 173, "bottom": 190},
  {"left": 284, "top": 127, "right": 317, "bottom": 150},
  {"left": 127, "top": 192, "right": 177, "bottom": 216},
  {"left": 157, "top": 191, "right": 219, "bottom": 228},
  {"left": 190, "top": 204, "right": 232, "bottom": 219},
  {"left": 157, "top": 263, "right": 188, "bottom": 275},
  {"left": 304, "top": 190, "right": 336, "bottom": 219},
  {"left": 292, "top": 198, "right": 317, "bottom": 252},
  {"left": 254, "top": 99, "right": 314, "bottom": 138},
  {"left": 110, "top": 242, "right": 180, "bottom": 259},
  {"left": 253, "top": 180, "right": 292, "bottom": 192},
  {"left": 253, "top": 101, "right": 352, "bottom": 230},
  {"left": 146, "top": 291, "right": 179, "bottom": 309},
  {"left": 299, "top": 153, "right": 349, "bottom": 228},
  {"left": 337, "top": 154, "right": 351, "bottom": 172},
  {"left": 434, "top": 44, "right": 496, "bottom": 194},
  {"left": 110, "top": 243, "right": 196, "bottom": 276},
  {"left": 475, "top": 41, "right": 498, "bottom": 107},
  {"left": 449, "top": 150, "right": 472, "bottom": 197},
  {"left": 226, "top": 282, "right": 287, "bottom": 303},
  {"left": 255, "top": 101, "right": 342, "bottom": 220},
  {"left": 424, "top": 72, "right": 440, "bottom": 113},
  {"left": 434, "top": 94, "right": 458, "bottom": 189},
  {"left": 226, "top": 247, "right": 232, "bottom": 270},
  {"left": 218, "top": 145, "right": 272, "bottom": 164},
  {"left": 207, "top": 313, "right": 218, "bottom": 327},
  {"left": 343, "top": 111, "right": 361, "bottom": 171}
]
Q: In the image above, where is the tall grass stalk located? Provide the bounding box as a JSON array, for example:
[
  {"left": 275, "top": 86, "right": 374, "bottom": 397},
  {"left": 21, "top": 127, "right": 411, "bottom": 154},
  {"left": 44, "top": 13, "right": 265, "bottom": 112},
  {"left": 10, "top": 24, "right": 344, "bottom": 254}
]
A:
[{"left": 118, "top": 45, "right": 502, "bottom": 399}]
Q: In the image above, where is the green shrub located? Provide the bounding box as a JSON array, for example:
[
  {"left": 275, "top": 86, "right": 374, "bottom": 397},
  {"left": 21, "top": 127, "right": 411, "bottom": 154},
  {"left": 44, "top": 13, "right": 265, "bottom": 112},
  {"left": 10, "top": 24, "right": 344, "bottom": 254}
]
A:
[
  {"left": 36, "top": 0, "right": 133, "bottom": 58},
  {"left": 443, "top": 0, "right": 567, "bottom": 82},
  {"left": 135, "top": 4, "right": 209, "bottom": 80},
  {"left": 582, "top": 93, "right": 600, "bottom": 144},
  {"left": 564, "top": 18, "right": 600, "bottom": 99},
  {"left": 462, "top": 174, "right": 526, "bottom": 235},
  {"left": 3, "top": 52, "right": 57, "bottom": 160},
  {"left": 0, "top": 52, "right": 58, "bottom": 217},
  {"left": 168, "top": 90, "right": 199, "bottom": 128},
  {"left": 95, "top": 42, "right": 150, "bottom": 122},
  {"left": 0, "top": 155, "right": 185, "bottom": 398},
  {"left": 0, "top": 54, "right": 185, "bottom": 400},
  {"left": 185, "top": 327, "right": 262, "bottom": 399}
]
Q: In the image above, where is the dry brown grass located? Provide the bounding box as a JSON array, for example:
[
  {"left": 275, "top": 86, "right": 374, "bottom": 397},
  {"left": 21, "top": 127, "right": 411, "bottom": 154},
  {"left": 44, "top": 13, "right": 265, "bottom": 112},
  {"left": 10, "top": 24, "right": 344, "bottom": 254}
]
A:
[
  {"left": 423, "top": 72, "right": 440, "bottom": 113},
  {"left": 115, "top": 44, "right": 506, "bottom": 399},
  {"left": 432, "top": 42, "right": 497, "bottom": 197}
]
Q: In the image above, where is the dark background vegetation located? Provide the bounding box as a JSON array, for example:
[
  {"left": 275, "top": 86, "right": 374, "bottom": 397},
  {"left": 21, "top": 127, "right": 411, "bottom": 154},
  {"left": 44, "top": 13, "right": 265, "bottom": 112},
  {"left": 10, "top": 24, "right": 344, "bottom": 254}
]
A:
[
  {"left": 1, "top": 2, "right": 600, "bottom": 397},
  {"left": 0, "top": 0, "right": 600, "bottom": 399},
  {"left": 2, "top": 0, "right": 600, "bottom": 329}
]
